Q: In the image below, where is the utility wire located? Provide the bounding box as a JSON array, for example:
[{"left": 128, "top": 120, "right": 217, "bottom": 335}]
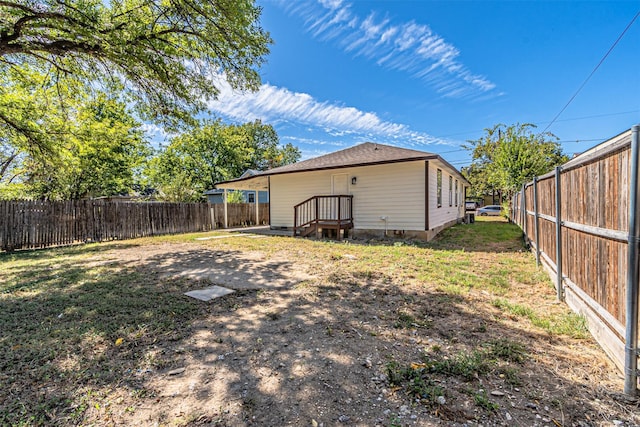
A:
[
  {"left": 432, "top": 110, "right": 638, "bottom": 140},
  {"left": 541, "top": 10, "right": 640, "bottom": 134}
]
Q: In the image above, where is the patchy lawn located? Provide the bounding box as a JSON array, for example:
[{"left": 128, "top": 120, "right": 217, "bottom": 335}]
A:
[{"left": 1, "top": 217, "right": 638, "bottom": 426}]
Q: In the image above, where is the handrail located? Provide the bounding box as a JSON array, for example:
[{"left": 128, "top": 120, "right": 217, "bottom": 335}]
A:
[
  {"left": 293, "top": 195, "right": 353, "bottom": 237},
  {"left": 293, "top": 194, "right": 352, "bottom": 209}
]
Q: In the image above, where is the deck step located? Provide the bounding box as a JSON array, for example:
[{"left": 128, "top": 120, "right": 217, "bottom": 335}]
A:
[{"left": 300, "top": 224, "right": 317, "bottom": 237}]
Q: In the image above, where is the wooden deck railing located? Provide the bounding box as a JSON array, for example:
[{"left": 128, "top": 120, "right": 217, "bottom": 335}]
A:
[{"left": 293, "top": 195, "right": 353, "bottom": 239}]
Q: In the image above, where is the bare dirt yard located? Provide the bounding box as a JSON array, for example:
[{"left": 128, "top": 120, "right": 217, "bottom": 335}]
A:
[{"left": 1, "top": 218, "right": 639, "bottom": 426}]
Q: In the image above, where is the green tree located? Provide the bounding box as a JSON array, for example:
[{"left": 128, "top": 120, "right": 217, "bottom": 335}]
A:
[
  {"left": 0, "top": 0, "right": 271, "bottom": 148},
  {"left": 226, "top": 190, "right": 245, "bottom": 204},
  {"left": 0, "top": 65, "right": 71, "bottom": 157},
  {"left": 243, "top": 120, "right": 300, "bottom": 169},
  {"left": 463, "top": 123, "right": 567, "bottom": 199},
  {"left": 147, "top": 119, "right": 299, "bottom": 202},
  {"left": 1, "top": 94, "right": 150, "bottom": 200}
]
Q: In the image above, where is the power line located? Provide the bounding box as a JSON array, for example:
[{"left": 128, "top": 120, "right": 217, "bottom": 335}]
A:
[
  {"left": 431, "top": 109, "right": 639, "bottom": 141},
  {"left": 540, "top": 10, "right": 640, "bottom": 134},
  {"left": 557, "top": 138, "right": 605, "bottom": 144},
  {"left": 550, "top": 110, "right": 639, "bottom": 124}
]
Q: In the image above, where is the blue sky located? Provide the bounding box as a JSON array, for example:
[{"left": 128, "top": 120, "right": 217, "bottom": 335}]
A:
[{"left": 186, "top": 1, "right": 639, "bottom": 169}]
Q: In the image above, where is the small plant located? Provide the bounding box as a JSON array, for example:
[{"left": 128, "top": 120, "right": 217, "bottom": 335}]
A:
[
  {"left": 388, "top": 415, "right": 402, "bottom": 427},
  {"left": 487, "top": 338, "right": 527, "bottom": 364},
  {"left": 474, "top": 390, "right": 499, "bottom": 411},
  {"left": 394, "top": 311, "right": 417, "bottom": 329},
  {"left": 394, "top": 310, "right": 431, "bottom": 329},
  {"left": 498, "top": 366, "right": 522, "bottom": 386},
  {"left": 429, "top": 351, "right": 492, "bottom": 381},
  {"left": 386, "top": 361, "right": 444, "bottom": 405}
]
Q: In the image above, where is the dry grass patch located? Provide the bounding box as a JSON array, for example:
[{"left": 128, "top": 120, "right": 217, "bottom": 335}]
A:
[{"left": 1, "top": 218, "right": 638, "bottom": 426}]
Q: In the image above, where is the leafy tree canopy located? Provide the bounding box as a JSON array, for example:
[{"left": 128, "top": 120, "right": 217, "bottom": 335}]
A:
[
  {"left": 0, "top": 0, "right": 271, "bottom": 148},
  {"left": 0, "top": 92, "right": 150, "bottom": 200},
  {"left": 146, "top": 119, "right": 300, "bottom": 202},
  {"left": 462, "top": 123, "right": 568, "bottom": 199}
]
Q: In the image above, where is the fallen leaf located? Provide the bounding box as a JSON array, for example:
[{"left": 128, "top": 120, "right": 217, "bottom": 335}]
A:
[{"left": 115, "top": 338, "right": 124, "bottom": 346}]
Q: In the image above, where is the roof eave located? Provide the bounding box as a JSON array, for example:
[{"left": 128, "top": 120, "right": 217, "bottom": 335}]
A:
[{"left": 215, "top": 155, "right": 470, "bottom": 187}]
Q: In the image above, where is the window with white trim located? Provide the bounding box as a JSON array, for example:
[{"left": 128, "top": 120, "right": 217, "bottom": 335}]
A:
[
  {"left": 455, "top": 180, "right": 459, "bottom": 206},
  {"left": 436, "top": 169, "right": 442, "bottom": 208}
]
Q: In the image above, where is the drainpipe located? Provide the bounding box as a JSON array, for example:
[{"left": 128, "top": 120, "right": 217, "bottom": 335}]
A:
[
  {"left": 625, "top": 124, "right": 640, "bottom": 397},
  {"left": 555, "top": 166, "right": 564, "bottom": 302}
]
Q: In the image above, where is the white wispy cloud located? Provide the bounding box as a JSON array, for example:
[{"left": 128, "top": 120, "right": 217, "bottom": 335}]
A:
[
  {"left": 207, "top": 78, "right": 446, "bottom": 147},
  {"left": 277, "top": 0, "right": 497, "bottom": 99}
]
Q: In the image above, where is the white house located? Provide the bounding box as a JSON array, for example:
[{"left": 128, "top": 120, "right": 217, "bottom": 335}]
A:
[{"left": 215, "top": 142, "right": 469, "bottom": 240}]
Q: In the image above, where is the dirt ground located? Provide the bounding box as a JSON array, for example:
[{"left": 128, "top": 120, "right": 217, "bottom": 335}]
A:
[{"left": 71, "top": 239, "right": 640, "bottom": 427}]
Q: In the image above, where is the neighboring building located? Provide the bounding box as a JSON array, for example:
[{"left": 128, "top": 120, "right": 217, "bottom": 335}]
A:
[
  {"left": 205, "top": 169, "right": 269, "bottom": 204},
  {"left": 204, "top": 189, "right": 269, "bottom": 204},
  {"left": 215, "top": 142, "right": 469, "bottom": 240}
]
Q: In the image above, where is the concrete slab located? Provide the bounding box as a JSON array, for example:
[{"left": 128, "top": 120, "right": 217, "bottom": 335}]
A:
[{"left": 184, "top": 285, "right": 235, "bottom": 301}]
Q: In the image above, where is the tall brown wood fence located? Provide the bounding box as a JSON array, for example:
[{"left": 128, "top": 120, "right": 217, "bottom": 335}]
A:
[
  {"left": 510, "top": 126, "right": 639, "bottom": 395},
  {"left": 0, "top": 200, "right": 270, "bottom": 252},
  {"left": 210, "top": 203, "right": 269, "bottom": 229}
]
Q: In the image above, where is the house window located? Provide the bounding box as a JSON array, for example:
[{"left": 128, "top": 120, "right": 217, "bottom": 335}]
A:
[
  {"left": 248, "top": 192, "right": 255, "bottom": 203},
  {"left": 455, "top": 180, "right": 459, "bottom": 206},
  {"left": 437, "top": 169, "right": 442, "bottom": 208},
  {"left": 449, "top": 175, "right": 453, "bottom": 207}
]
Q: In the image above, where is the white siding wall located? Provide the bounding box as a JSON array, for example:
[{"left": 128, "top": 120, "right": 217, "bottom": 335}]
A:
[
  {"left": 270, "top": 172, "right": 331, "bottom": 228},
  {"left": 270, "top": 161, "right": 426, "bottom": 230},
  {"left": 427, "top": 160, "right": 466, "bottom": 229}
]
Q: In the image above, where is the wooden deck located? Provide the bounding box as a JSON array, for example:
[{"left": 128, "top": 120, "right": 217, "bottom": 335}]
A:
[{"left": 293, "top": 195, "right": 353, "bottom": 240}]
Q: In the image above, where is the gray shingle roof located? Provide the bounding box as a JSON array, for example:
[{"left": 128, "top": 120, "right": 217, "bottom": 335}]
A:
[
  {"left": 215, "top": 142, "right": 468, "bottom": 187},
  {"left": 265, "top": 142, "right": 436, "bottom": 175}
]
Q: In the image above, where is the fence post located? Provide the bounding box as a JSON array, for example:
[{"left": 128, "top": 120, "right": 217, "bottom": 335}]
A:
[
  {"left": 555, "top": 166, "right": 564, "bottom": 301},
  {"left": 223, "top": 189, "right": 228, "bottom": 229},
  {"left": 209, "top": 204, "right": 216, "bottom": 230},
  {"left": 533, "top": 177, "right": 541, "bottom": 267},
  {"left": 255, "top": 193, "right": 259, "bottom": 226},
  {"left": 624, "top": 124, "right": 640, "bottom": 396},
  {"left": 521, "top": 183, "right": 527, "bottom": 242}
]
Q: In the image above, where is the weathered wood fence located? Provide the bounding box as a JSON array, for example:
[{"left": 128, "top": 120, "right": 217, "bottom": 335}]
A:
[
  {"left": 0, "top": 200, "right": 269, "bottom": 252},
  {"left": 510, "top": 126, "right": 639, "bottom": 396},
  {"left": 211, "top": 203, "right": 269, "bottom": 229}
]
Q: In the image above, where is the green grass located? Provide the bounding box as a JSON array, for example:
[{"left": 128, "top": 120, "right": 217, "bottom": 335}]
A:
[
  {"left": 492, "top": 298, "right": 589, "bottom": 339},
  {"left": 0, "top": 245, "right": 205, "bottom": 425},
  {"left": 387, "top": 339, "right": 527, "bottom": 410},
  {"left": 428, "top": 216, "right": 525, "bottom": 252},
  {"left": 0, "top": 217, "right": 593, "bottom": 424}
]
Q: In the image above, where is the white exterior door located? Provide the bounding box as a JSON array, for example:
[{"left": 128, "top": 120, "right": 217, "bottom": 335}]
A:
[{"left": 332, "top": 173, "right": 349, "bottom": 195}]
